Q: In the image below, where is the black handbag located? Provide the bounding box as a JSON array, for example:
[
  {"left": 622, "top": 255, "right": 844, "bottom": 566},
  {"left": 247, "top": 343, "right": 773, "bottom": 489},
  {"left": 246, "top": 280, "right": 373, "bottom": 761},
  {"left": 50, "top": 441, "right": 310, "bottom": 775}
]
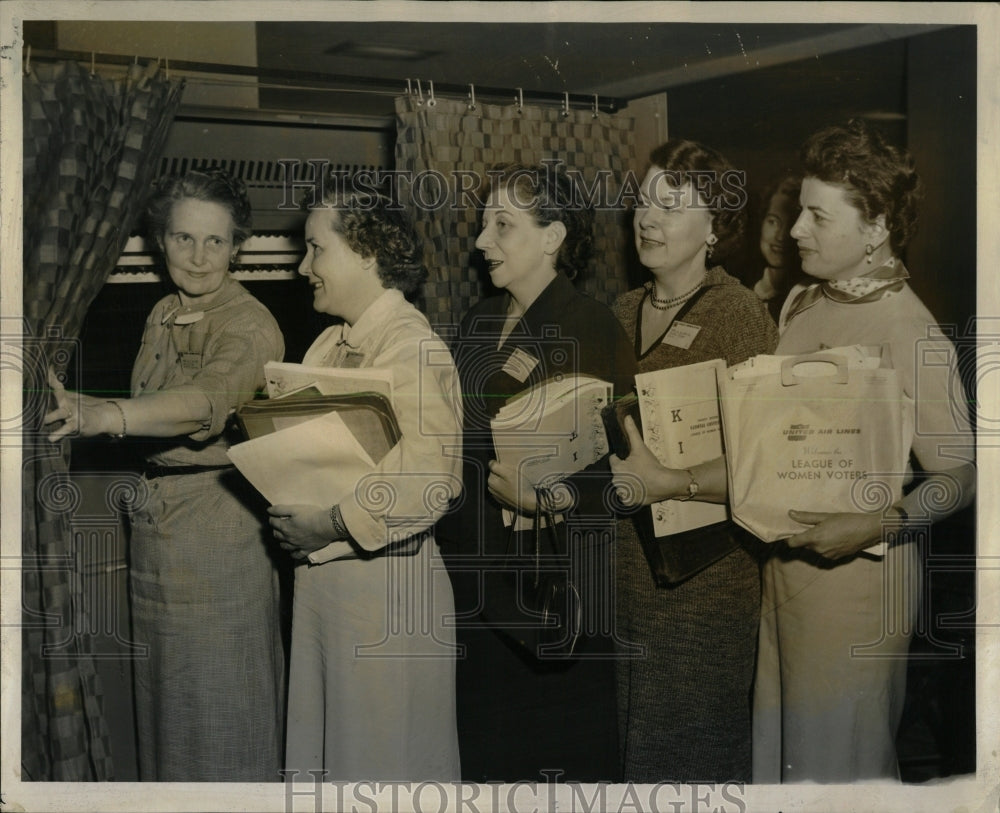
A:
[{"left": 480, "top": 487, "right": 582, "bottom": 659}]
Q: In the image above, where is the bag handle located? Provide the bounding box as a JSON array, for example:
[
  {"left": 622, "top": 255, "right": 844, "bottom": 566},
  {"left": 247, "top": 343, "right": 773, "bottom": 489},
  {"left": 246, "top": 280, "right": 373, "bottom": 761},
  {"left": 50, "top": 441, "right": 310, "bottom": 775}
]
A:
[
  {"left": 526, "top": 487, "right": 561, "bottom": 588},
  {"left": 780, "top": 353, "right": 850, "bottom": 386},
  {"left": 503, "top": 486, "right": 560, "bottom": 571}
]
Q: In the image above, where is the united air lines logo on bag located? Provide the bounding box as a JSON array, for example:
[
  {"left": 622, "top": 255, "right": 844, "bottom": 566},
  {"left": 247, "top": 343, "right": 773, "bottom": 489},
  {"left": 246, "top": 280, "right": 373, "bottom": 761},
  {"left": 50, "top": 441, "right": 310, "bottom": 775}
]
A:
[{"left": 784, "top": 423, "right": 811, "bottom": 441}]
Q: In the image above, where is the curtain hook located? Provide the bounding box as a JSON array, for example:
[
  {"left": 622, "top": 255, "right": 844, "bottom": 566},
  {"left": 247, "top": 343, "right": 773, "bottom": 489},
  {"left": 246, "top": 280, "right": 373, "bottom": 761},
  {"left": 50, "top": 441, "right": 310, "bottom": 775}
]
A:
[
  {"left": 592, "top": 94, "right": 600, "bottom": 119},
  {"left": 561, "top": 92, "right": 570, "bottom": 118},
  {"left": 468, "top": 83, "right": 476, "bottom": 112},
  {"left": 406, "top": 78, "right": 413, "bottom": 96},
  {"left": 416, "top": 78, "right": 424, "bottom": 105},
  {"left": 90, "top": 52, "right": 96, "bottom": 76},
  {"left": 24, "top": 44, "right": 31, "bottom": 76},
  {"left": 515, "top": 87, "right": 523, "bottom": 114},
  {"left": 427, "top": 79, "right": 436, "bottom": 107},
  {"left": 165, "top": 58, "right": 170, "bottom": 80}
]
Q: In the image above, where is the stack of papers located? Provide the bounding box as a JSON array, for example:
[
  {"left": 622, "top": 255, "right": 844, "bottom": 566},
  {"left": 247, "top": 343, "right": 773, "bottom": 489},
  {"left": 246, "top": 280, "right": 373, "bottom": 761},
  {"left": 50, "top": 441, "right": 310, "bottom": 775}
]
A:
[{"left": 227, "top": 364, "right": 399, "bottom": 506}]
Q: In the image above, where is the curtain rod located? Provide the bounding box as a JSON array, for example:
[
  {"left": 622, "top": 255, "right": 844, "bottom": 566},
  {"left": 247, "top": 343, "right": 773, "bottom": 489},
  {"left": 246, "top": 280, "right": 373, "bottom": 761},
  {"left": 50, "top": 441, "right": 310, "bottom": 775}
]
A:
[{"left": 26, "top": 47, "right": 627, "bottom": 113}]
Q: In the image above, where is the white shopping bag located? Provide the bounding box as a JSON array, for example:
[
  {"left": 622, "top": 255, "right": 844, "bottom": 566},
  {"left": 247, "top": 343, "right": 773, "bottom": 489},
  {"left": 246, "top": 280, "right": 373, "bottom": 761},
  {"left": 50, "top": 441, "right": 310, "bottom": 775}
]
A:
[{"left": 718, "top": 345, "right": 913, "bottom": 546}]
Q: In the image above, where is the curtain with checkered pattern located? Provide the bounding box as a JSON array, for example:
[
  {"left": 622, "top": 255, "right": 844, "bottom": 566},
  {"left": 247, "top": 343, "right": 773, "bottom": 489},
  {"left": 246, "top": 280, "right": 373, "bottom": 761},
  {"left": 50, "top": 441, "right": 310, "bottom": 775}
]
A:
[
  {"left": 20, "top": 59, "right": 183, "bottom": 781},
  {"left": 394, "top": 95, "right": 636, "bottom": 334}
]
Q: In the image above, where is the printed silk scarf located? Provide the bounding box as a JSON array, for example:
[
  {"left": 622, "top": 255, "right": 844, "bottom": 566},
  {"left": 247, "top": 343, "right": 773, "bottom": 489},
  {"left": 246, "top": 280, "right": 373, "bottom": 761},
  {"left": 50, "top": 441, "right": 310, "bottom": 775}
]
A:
[{"left": 784, "top": 258, "right": 910, "bottom": 323}]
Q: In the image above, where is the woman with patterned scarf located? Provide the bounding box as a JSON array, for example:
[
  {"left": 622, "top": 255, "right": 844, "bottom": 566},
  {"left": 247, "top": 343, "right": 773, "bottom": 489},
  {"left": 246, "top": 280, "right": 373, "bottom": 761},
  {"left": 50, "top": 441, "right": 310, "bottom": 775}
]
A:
[{"left": 611, "top": 119, "right": 976, "bottom": 782}]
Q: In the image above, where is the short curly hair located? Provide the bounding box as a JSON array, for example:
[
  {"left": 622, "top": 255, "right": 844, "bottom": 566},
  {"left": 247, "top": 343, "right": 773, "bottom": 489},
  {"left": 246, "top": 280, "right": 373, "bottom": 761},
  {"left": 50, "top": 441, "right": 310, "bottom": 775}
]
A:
[
  {"left": 146, "top": 169, "right": 253, "bottom": 248},
  {"left": 483, "top": 162, "right": 595, "bottom": 280},
  {"left": 646, "top": 140, "right": 748, "bottom": 265},
  {"left": 799, "top": 119, "right": 922, "bottom": 254},
  {"left": 316, "top": 192, "right": 427, "bottom": 296}
]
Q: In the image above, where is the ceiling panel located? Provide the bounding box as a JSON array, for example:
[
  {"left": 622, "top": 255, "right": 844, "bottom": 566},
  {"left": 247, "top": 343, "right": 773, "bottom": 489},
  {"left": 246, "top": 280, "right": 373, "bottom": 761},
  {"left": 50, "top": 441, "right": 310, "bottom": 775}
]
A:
[{"left": 254, "top": 21, "right": 940, "bottom": 117}]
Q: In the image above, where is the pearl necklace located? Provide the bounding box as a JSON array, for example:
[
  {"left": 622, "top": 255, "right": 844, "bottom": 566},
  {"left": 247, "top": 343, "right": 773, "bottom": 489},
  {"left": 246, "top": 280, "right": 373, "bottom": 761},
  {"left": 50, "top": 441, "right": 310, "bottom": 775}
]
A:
[{"left": 647, "top": 275, "right": 706, "bottom": 311}]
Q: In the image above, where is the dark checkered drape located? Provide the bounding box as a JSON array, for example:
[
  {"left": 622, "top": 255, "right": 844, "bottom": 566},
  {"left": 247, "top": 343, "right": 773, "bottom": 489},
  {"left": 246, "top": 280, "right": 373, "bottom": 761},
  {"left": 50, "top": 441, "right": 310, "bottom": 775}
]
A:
[
  {"left": 20, "top": 59, "right": 183, "bottom": 781},
  {"left": 394, "top": 95, "right": 636, "bottom": 332}
]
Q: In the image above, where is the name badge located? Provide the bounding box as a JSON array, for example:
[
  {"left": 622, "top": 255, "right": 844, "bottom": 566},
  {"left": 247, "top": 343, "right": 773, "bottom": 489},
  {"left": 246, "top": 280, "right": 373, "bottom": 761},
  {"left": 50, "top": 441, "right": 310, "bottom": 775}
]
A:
[
  {"left": 663, "top": 321, "right": 701, "bottom": 350},
  {"left": 502, "top": 347, "right": 540, "bottom": 383},
  {"left": 341, "top": 350, "right": 366, "bottom": 369},
  {"left": 179, "top": 351, "right": 203, "bottom": 373}
]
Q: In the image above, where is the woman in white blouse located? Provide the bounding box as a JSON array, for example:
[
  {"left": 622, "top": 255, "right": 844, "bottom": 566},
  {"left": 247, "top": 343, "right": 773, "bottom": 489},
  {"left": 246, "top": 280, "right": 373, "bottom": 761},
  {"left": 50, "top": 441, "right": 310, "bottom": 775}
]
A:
[{"left": 269, "top": 192, "right": 463, "bottom": 780}]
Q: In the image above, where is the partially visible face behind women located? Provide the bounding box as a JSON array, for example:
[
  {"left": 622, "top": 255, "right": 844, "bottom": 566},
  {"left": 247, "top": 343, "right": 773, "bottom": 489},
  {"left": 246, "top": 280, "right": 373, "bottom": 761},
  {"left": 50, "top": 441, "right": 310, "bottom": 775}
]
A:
[
  {"left": 161, "top": 197, "right": 236, "bottom": 307},
  {"left": 760, "top": 191, "right": 799, "bottom": 270},
  {"left": 633, "top": 167, "right": 714, "bottom": 276},
  {"left": 790, "top": 177, "right": 877, "bottom": 281}
]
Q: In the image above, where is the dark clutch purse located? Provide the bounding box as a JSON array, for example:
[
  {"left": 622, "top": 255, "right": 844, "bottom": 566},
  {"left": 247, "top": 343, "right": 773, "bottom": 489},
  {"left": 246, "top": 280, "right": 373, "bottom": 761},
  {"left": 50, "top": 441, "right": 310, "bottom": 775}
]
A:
[
  {"left": 602, "top": 394, "right": 741, "bottom": 587},
  {"left": 479, "top": 487, "right": 582, "bottom": 658}
]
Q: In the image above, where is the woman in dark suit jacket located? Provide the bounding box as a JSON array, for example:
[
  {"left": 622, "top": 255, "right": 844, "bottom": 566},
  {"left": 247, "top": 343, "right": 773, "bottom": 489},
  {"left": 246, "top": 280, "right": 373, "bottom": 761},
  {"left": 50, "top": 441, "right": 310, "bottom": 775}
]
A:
[{"left": 440, "top": 162, "right": 636, "bottom": 783}]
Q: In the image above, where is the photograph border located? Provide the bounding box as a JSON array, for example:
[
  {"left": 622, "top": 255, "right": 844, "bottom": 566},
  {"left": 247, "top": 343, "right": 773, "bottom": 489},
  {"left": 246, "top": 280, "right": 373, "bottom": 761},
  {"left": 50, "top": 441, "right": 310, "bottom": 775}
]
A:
[{"left": 2, "top": 2, "right": 997, "bottom": 812}]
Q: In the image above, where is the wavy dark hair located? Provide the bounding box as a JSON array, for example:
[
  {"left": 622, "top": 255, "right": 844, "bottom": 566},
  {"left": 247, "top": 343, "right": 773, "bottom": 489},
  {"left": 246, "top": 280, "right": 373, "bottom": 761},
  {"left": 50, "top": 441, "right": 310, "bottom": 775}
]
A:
[
  {"left": 317, "top": 192, "right": 427, "bottom": 296},
  {"left": 759, "top": 172, "right": 803, "bottom": 270},
  {"left": 799, "top": 119, "right": 922, "bottom": 254},
  {"left": 146, "top": 169, "right": 253, "bottom": 248},
  {"left": 646, "top": 139, "right": 748, "bottom": 265},
  {"left": 483, "top": 162, "right": 594, "bottom": 280}
]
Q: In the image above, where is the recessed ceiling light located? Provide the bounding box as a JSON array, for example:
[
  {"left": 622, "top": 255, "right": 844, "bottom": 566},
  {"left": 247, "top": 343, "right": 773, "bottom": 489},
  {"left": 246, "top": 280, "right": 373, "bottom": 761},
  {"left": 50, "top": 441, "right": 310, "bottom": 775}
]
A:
[
  {"left": 858, "top": 111, "right": 907, "bottom": 121},
  {"left": 324, "top": 41, "right": 440, "bottom": 61}
]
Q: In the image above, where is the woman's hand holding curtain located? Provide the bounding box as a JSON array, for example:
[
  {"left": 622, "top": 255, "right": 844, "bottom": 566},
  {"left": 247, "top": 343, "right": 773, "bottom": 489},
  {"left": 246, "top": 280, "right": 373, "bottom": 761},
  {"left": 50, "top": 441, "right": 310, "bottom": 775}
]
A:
[{"left": 43, "top": 367, "right": 120, "bottom": 441}]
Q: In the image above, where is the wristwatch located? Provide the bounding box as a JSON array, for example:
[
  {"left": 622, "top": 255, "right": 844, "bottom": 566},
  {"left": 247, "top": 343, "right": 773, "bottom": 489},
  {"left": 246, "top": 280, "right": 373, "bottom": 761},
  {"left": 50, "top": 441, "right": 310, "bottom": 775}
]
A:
[{"left": 677, "top": 469, "right": 699, "bottom": 501}]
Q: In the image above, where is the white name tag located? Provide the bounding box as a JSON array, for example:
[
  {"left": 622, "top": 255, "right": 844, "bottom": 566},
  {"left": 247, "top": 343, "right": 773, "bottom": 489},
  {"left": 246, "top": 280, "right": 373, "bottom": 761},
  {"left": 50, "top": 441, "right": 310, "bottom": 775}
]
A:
[
  {"left": 501, "top": 347, "right": 540, "bottom": 382},
  {"left": 663, "top": 320, "right": 701, "bottom": 349}
]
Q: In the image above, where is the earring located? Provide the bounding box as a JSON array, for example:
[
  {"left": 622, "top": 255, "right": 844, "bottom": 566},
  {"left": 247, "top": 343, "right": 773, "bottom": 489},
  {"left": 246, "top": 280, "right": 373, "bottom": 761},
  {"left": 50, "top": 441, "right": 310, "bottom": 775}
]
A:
[
  {"left": 865, "top": 244, "right": 874, "bottom": 264},
  {"left": 706, "top": 234, "right": 718, "bottom": 259}
]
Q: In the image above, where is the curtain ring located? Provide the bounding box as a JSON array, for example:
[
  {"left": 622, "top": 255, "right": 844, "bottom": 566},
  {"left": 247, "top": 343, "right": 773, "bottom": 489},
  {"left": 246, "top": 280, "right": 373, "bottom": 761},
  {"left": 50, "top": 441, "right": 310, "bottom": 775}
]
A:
[
  {"left": 515, "top": 87, "right": 523, "bottom": 114},
  {"left": 592, "top": 94, "right": 599, "bottom": 119},
  {"left": 468, "top": 83, "right": 476, "bottom": 112},
  {"left": 561, "top": 92, "right": 570, "bottom": 118},
  {"left": 427, "top": 79, "right": 436, "bottom": 107},
  {"left": 23, "top": 44, "right": 31, "bottom": 76}
]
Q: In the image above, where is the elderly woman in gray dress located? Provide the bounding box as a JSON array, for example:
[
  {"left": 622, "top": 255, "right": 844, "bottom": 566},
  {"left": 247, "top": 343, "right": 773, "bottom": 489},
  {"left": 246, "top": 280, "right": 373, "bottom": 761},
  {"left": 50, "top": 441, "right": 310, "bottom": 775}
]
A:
[{"left": 45, "top": 169, "right": 286, "bottom": 781}]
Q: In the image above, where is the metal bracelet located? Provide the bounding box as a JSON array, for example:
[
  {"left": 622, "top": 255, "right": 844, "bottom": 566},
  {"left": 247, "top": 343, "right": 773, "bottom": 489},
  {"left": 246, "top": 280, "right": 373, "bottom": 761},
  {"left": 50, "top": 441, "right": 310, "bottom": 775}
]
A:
[
  {"left": 329, "top": 504, "right": 350, "bottom": 540},
  {"left": 106, "top": 400, "right": 127, "bottom": 439}
]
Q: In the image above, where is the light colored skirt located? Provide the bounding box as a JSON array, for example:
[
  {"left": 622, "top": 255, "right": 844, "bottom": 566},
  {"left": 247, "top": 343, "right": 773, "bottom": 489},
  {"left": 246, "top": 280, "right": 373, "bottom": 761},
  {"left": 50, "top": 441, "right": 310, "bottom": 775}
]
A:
[
  {"left": 284, "top": 537, "right": 460, "bottom": 781},
  {"left": 752, "top": 542, "right": 920, "bottom": 783}
]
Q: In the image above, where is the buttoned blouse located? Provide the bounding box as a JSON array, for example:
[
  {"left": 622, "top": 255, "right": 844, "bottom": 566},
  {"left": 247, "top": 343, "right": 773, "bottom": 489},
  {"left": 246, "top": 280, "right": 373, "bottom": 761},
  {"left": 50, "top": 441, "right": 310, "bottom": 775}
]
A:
[
  {"left": 131, "top": 276, "right": 284, "bottom": 466},
  {"left": 302, "top": 288, "right": 463, "bottom": 558}
]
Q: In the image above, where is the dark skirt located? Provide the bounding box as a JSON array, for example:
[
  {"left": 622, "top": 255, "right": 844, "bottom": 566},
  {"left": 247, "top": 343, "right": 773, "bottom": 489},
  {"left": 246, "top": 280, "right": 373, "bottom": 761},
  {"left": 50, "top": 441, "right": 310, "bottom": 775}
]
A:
[
  {"left": 443, "top": 534, "right": 620, "bottom": 783},
  {"left": 615, "top": 518, "right": 761, "bottom": 783}
]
